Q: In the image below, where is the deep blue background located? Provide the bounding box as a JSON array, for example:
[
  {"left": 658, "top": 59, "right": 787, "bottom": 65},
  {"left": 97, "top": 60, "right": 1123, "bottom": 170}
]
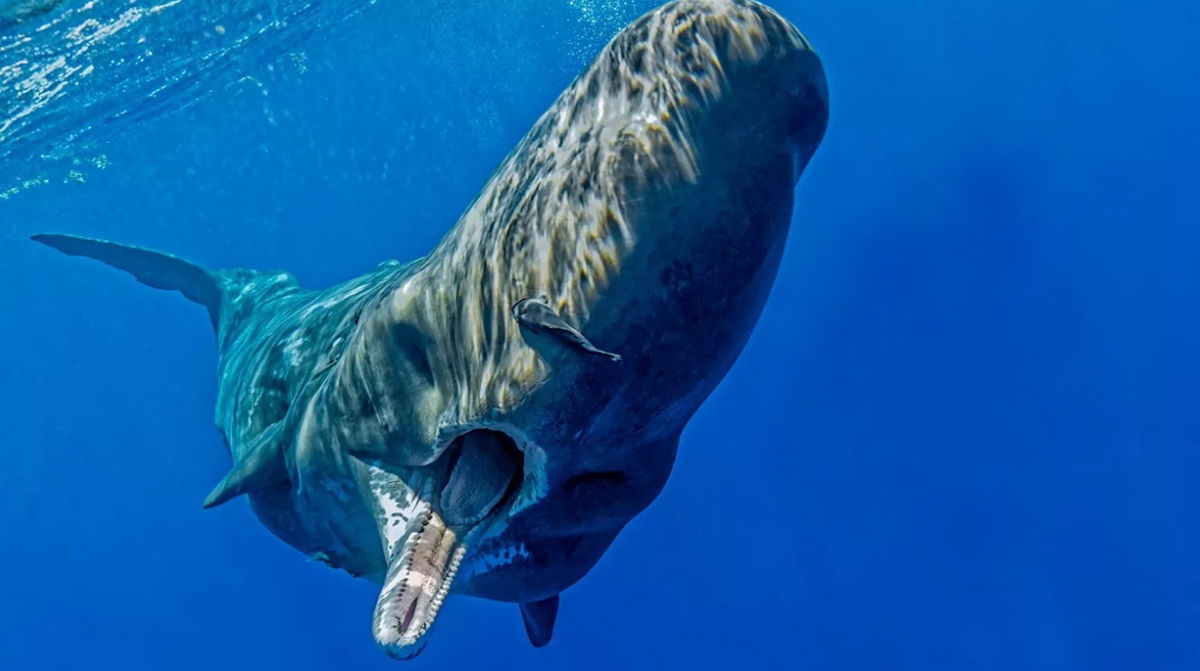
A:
[{"left": 1, "top": 0, "right": 1197, "bottom": 668}]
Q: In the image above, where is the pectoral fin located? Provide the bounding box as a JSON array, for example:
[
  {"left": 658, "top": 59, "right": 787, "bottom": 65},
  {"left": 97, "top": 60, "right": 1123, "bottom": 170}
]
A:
[
  {"left": 519, "top": 595, "right": 560, "bottom": 648},
  {"left": 512, "top": 297, "right": 621, "bottom": 361},
  {"left": 202, "top": 422, "right": 288, "bottom": 508}
]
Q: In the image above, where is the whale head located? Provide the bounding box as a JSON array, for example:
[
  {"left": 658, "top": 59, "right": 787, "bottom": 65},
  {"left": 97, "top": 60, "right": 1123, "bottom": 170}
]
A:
[{"left": 400, "top": 0, "right": 830, "bottom": 615}]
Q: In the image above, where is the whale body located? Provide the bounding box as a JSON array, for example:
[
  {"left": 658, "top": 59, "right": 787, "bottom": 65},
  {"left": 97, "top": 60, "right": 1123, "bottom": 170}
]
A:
[{"left": 34, "top": 0, "right": 828, "bottom": 660}]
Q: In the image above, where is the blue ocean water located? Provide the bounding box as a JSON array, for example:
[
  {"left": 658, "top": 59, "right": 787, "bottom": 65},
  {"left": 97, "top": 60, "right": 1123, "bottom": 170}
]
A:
[{"left": 0, "top": 0, "right": 1196, "bottom": 668}]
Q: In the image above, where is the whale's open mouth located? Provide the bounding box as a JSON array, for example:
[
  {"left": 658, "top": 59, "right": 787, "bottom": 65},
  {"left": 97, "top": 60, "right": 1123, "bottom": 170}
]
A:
[
  {"left": 439, "top": 430, "right": 524, "bottom": 527},
  {"left": 372, "top": 429, "right": 526, "bottom": 659}
]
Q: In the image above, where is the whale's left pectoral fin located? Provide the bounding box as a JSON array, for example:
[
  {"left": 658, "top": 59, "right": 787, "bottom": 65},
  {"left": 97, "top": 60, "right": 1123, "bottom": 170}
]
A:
[
  {"left": 519, "top": 595, "right": 560, "bottom": 648},
  {"left": 512, "top": 297, "right": 621, "bottom": 361},
  {"left": 202, "top": 423, "right": 288, "bottom": 508}
]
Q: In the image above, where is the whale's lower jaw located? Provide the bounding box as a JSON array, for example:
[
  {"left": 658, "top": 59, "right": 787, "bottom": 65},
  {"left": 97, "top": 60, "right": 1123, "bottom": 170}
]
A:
[
  {"left": 372, "top": 504, "right": 464, "bottom": 660},
  {"left": 360, "top": 425, "right": 547, "bottom": 658}
]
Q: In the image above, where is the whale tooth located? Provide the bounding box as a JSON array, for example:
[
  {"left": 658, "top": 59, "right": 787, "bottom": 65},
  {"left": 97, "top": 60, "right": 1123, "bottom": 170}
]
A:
[
  {"left": 372, "top": 504, "right": 465, "bottom": 660},
  {"left": 202, "top": 421, "right": 288, "bottom": 508}
]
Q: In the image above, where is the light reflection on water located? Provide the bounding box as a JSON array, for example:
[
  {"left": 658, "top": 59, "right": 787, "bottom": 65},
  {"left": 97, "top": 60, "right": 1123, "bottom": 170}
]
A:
[
  {"left": 0, "top": 0, "right": 376, "bottom": 172},
  {"left": 0, "top": 0, "right": 647, "bottom": 196}
]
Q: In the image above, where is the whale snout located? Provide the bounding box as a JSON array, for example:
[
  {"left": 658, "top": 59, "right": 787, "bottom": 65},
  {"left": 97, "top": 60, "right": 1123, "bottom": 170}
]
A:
[
  {"left": 782, "top": 54, "right": 830, "bottom": 184},
  {"left": 591, "top": 0, "right": 828, "bottom": 268},
  {"left": 688, "top": 1, "right": 829, "bottom": 183},
  {"left": 583, "top": 0, "right": 828, "bottom": 211}
]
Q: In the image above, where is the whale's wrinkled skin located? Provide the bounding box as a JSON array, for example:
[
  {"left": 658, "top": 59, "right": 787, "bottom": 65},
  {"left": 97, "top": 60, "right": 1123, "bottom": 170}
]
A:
[{"left": 33, "top": 0, "right": 828, "bottom": 660}]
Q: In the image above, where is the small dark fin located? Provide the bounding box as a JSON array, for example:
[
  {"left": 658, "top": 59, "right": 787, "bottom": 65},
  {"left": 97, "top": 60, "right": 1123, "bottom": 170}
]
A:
[
  {"left": 32, "top": 233, "right": 223, "bottom": 330},
  {"left": 202, "top": 422, "right": 288, "bottom": 508},
  {"left": 519, "top": 595, "right": 560, "bottom": 648},
  {"left": 512, "top": 297, "right": 621, "bottom": 361}
]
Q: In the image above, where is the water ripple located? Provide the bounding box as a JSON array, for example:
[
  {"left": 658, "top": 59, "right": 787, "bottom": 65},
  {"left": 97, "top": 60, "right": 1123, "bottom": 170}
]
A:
[{"left": 0, "top": 0, "right": 374, "bottom": 169}]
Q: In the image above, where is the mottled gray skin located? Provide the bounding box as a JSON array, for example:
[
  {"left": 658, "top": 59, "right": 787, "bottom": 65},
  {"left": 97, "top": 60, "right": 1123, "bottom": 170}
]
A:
[{"left": 35, "top": 0, "right": 828, "bottom": 660}]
